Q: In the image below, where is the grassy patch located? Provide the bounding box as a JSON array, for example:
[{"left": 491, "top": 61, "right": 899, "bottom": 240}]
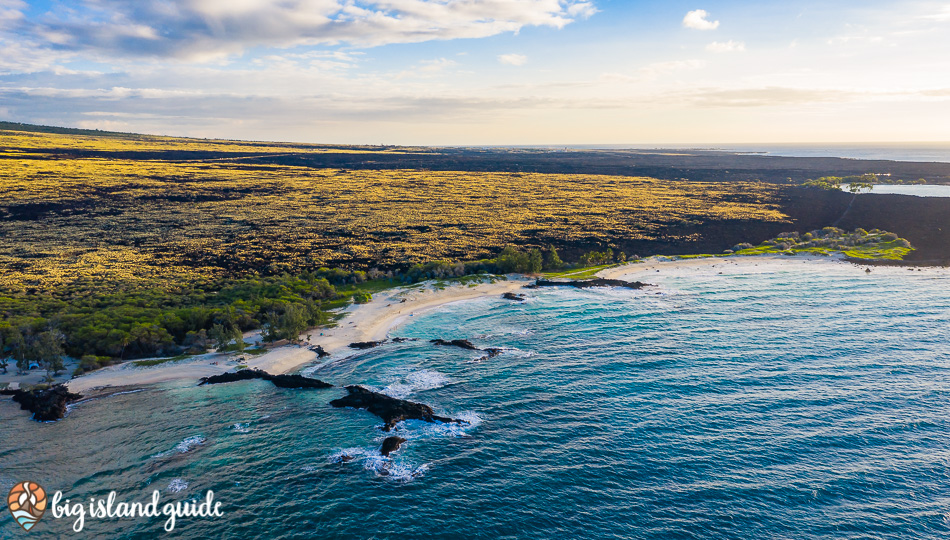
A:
[
  {"left": 662, "top": 228, "right": 913, "bottom": 262},
  {"left": 673, "top": 254, "right": 717, "bottom": 260},
  {"left": 543, "top": 263, "right": 619, "bottom": 279},
  {"left": 727, "top": 228, "right": 913, "bottom": 260},
  {"left": 842, "top": 239, "right": 914, "bottom": 260},
  {"left": 132, "top": 354, "right": 192, "bottom": 367}
]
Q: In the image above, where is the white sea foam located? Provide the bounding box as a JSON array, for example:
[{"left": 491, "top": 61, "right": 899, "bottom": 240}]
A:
[
  {"left": 231, "top": 423, "right": 250, "bottom": 433},
  {"left": 67, "top": 388, "right": 148, "bottom": 411},
  {"left": 110, "top": 389, "right": 147, "bottom": 397},
  {"left": 466, "top": 347, "right": 531, "bottom": 363},
  {"left": 175, "top": 435, "right": 206, "bottom": 453},
  {"left": 152, "top": 435, "right": 206, "bottom": 458},
  {"left": 475, "top": 326, "right": 535, "bottom": 340},
  {"left": 390, "top": 410, "right": 482, "bottom": 440},
  {"left": 380, "top": 370, "right": 450, "bottom": 399},
  {"left": 327, "top": 447, "right": 429, "bottom": 482},
  {"left": 377, "top": 461, "right": 429, "bottom": 482},
  {"left": 166, "top": 478, "right": 188, "bottom": 493}
]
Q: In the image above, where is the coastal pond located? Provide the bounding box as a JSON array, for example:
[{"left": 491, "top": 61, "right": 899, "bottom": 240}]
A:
[{"left": 842, "top": 184, "right": 950, "bottom": 197}]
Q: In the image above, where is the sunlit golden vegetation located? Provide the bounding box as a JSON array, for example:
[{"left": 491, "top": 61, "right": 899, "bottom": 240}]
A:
[
  {"left": 0, "top": 127, "right": 415, "bottom": 155},
  {"left": 0, "top": 127, "right": 917, "bottom": 370},
  {"left": 0, "top": 130, "right": 789, "bottom": 292}
]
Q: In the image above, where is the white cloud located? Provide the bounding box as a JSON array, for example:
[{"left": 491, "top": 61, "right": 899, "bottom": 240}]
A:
[
  {"left": 0, "top": 41, "right": 67, "bottom": 74},
  {"left": 599, "top": 59, "right": 704, "bottom": 84},
  {"left": 395, "top": 57, "right": 458, "bottom": 79},
  {"left": 682, "top": 86, "right": 861, "bottom": 107},
  {"left": 0, "top": 0, "right": 24, "bottom": 28},
  {"left": 566, "top": 2, "right": 598, "bottom": 18},
  {"left": 706, "top": 40, "right": 745, "bottom": 53},
  {"left": 922, "top": 6, "right": 950, "bottom": 21},
  {"left": 418, "top": 58, "right": 457, "bottom": 72},
  {"left": 683, "top": 9, "right": 719, "bottom": 30},
  {"left": 13, "top": 0, "right": 598, "bottom": 60},
  {"left": 639, "top": 59, "right": 704, "bottom": 80},
  {"left": 498, "top": 53, "right": 528, "bottom": 66}
]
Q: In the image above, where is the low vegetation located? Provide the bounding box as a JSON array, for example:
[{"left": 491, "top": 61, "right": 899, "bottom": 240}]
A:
[
  {"left": 674, "top": 227, "right": 913, "bottom": 261},
  {"left": 0, "top": 127, "right": 792, "bottom": 293},
  {"left": 0, "top": 243, "right": 586, "bottom": 376},
  {"left": 803, "top": 173, "right": 927, "bottom": 192},
  {"left": 0, "top": 127, "right": 922, "bottom": 378}
]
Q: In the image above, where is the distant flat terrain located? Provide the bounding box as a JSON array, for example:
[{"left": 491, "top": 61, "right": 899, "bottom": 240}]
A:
[
  {"left": 1, "top": 124, "right": 948, "bottom": 294},
  {"left": 5, "top": 121, "right": 950, "bottom": 185}
]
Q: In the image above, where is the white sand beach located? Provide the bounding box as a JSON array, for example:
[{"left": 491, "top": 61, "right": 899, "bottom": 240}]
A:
[
  {"left": 596, "top": 253, "right": 847, "bottom": 281},
  {"left": 52, "top": 256, "right": 859, "bottom": 394},
  {"left": 65, "top": 277, "right": 529, "bottom": 393}
]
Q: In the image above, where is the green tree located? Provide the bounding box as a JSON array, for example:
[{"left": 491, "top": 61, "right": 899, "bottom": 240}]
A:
[
  {"left": 495, "top": 246, "right": 530, "bottom": 273},
  {"left": 279, "top": 304, "right": 308, "bottom": 341},
  {"left": 528, "top": 249, "right": 543, "bottom": 274},
  {"left": 209, "top": 323, "right": 230, "bottom": 350},
  {"left": 803, "top": 176, "right": 843, "bottom": 190},
  {"left": 76, "top": 355, "right": 101, "bottom": 375},
  {"left": 10, "top": 331, "right": 28, "bottom": 374},
  {"left": 187, "top": 328, "right": 209, "bottom": 351},
  {"left": 128, "top": 324, "right": 173, "bottom": 357},
  {"left": 845, "top": 173, "right": 876, "bottom": 194},
  {"left": 34, "top": 330, "right": 66, "bottom": 376},
  {"left": 261, "top": 311, "right": 280, "bottom": 343},
  {"left": 542, "top": 245, "right": 563, "bottom": 270},
  {"left": 231, "top": 325, "right": 246, "bottom": 355}
]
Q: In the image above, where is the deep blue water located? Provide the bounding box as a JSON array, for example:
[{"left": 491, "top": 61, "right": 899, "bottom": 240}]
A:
[{"left": 2, "top": 258, "right": 950, "bottom": 539}]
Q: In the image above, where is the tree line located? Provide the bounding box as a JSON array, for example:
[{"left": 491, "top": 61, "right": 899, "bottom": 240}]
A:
[{"left": 0, "top": 245, "right": 629, "bottom": 376}]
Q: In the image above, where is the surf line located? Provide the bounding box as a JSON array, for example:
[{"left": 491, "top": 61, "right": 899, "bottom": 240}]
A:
[{"left": 50, "top": 489, "right": 223, "bottom": 532}]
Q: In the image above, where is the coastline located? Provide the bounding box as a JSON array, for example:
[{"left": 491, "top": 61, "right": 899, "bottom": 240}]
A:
[
  {"left": 595, "top": 253, "right": 848, "bottom": 280},
  {"left": 40, "top": 254, "right": 870, "bottom": 394},
  {"left": 65, "top": 277, "right": 530, "bottom": 394}
]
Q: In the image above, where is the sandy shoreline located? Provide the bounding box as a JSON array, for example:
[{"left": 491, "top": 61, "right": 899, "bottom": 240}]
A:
[
  {"left": 65, "top": 277, "right": 529, "bottom": 393},
  {"left": 595, "top": 253, "right": 847, "bottom": 281},
  {"left": 60, "top": 254, "right": 852, "bottom": 394}
]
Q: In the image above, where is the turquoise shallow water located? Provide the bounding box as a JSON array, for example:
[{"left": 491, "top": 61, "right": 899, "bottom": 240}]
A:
[{"left": 2, "top": 258, "right": 950, "bottom": 539}]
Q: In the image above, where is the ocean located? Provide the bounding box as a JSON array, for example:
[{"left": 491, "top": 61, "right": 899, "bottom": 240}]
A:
[
  {"left": 556, "top": 144, "right": 950, "bottom": 163},
  {"left": 704, "top": 143, "right": 950, "bottom": 163},
  {"left": 2, "top": 258, "right": 950, "bottom": 539}
]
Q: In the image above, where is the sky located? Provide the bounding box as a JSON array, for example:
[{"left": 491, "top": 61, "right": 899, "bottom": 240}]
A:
[{"left": 1, "top": 0, "right": 949, "bottom": 145}]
